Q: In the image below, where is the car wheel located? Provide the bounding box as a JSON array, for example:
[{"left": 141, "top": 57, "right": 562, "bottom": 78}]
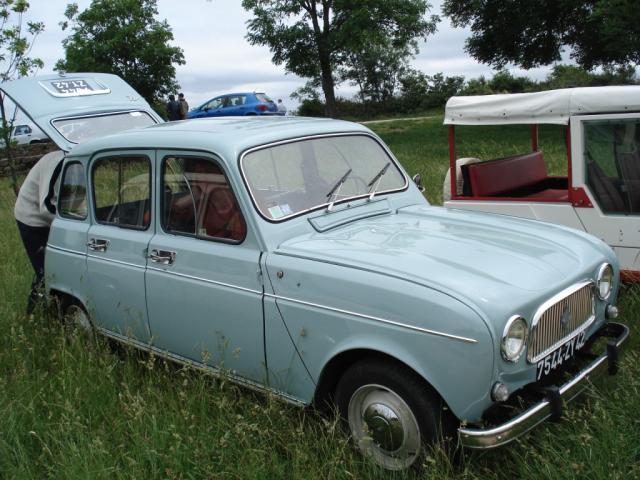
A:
[
  {"left": 63, "top": 301, "right": 93, "bottom": 332},
  {"left": 334, "top": 359, "right": 443, "bottom": 471}
]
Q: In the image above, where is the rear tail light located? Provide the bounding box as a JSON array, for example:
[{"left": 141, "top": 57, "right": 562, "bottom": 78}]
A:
[{"left": 257, "top": 104, "right": 268, "bottom": 112}]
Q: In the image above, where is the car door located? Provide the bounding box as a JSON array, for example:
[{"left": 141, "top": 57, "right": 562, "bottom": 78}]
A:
[
  {"left": 86, "top": 151, "right": 155, "bottom": 342},
  {"left": 572, "top": 113, "right": 640, "bottom": 273},
  {"left": 145, "top": 152, "right": 265, "bottom": 381}
]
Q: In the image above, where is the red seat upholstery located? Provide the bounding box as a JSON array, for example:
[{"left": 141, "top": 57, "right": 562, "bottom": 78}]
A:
[
  {"left": 201, "top": 186, "right": 246, "bottom": 240},
  {"left": 466, "top": 152, "right": 568, "bottom": 201}
]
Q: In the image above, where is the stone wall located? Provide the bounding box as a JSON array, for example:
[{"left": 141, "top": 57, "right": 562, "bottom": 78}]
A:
[{"left": 0, "top": 142, "right": 59, "bottom": 177}]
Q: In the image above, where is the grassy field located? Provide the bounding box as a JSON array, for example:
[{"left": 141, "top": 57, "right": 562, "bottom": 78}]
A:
[{"left": 1, "top": 117, "right": 639, "bottom": 479}]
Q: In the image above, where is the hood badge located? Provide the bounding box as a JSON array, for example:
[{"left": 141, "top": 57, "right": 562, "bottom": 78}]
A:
[{"left": 560, "top": 305, "right": 572, "bottom": 334}]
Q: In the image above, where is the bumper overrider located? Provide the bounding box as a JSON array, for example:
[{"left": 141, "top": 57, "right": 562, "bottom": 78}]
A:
[{"left": 458, "top": 322, "right": 629, "bottom": 449}]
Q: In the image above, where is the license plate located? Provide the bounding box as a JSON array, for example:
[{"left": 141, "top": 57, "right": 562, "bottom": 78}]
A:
[{"left": 536, "top": 330, "right": 587, "bottom": 380}]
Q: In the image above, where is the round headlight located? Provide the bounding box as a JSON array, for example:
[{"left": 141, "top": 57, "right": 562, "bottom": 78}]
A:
[
  {"left": 501, "top": 316, "right": 528, "bottom": 362},
  {"left": 596, "top": 263, "right": 613, "bottom": 300}
]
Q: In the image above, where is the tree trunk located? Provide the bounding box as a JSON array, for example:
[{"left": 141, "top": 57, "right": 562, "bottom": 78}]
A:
[
  {"left": 307, "top": 0, "right": 337, "bottom": 117},
  {"left": 318, "top": 48, "right": 337, "bottom": 117},
  {"left": 0, "top": 96, "right": 20, "bottom": 197}
]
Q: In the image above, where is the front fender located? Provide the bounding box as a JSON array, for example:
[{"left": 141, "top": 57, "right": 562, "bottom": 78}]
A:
[{"left": 265, "top": 253, "right": 496, "bottom": 422}]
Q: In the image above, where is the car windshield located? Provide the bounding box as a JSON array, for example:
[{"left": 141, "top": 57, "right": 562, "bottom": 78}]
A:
[
  {"left": 52, "top": 110, "right": 156, "bottom": 144},
  {"left": 255, "top": 93, "right": 272, "bottom": 103},
  {"left": 241, "top": 134, "right": 407, "bottom": 221}
]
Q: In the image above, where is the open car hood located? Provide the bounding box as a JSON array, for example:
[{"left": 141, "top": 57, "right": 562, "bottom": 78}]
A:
[{"left": 0, "top": 72, "right": 163, "bottom": 152}]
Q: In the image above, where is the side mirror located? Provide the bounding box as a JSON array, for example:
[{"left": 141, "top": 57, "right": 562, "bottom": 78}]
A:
[{"left": 412, "top": 173, "right": 425, "bottom": 192}]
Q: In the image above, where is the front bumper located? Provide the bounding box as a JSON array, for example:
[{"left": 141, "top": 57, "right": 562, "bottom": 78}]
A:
[{"left": 458, "top": 322, "right": 629, "bottom": 449}]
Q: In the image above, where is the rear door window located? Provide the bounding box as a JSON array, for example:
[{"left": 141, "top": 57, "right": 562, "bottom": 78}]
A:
[{"left": 92, "top": 155, "right": 151, "bottom": 229}]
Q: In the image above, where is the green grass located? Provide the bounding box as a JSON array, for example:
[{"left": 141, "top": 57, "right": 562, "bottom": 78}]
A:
[{"left": 1, "top": 116, "right": 639, "bottom": 479}]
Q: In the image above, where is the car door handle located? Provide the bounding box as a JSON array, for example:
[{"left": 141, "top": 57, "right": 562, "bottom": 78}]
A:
[
  {"left": 148, "top": 249, "right": 176, "bottom": 265},
  {"left": 86, "top": 238, "right": 110, "bottom": 252}
]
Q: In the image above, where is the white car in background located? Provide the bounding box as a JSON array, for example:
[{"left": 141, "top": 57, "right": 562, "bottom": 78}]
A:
[
  {"left": 443, "top": 86, "right": 640, "bottom": 282},
  {"left": 1, "top": 123, "right": 49, "bottom": 146}
]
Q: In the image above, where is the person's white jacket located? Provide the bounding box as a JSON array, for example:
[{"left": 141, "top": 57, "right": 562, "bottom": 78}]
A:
[{"left": 14, "top": 150, "right": 65, "bottom": 227}]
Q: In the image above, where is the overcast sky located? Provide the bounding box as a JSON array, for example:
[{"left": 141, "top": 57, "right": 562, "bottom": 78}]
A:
[{"left": 22, "top": 0, "right": 559, "bottom": 110}]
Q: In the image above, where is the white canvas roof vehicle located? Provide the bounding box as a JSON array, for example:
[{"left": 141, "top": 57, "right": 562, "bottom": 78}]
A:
[{"left": 443, "top": 86, "right": 640, "bottom": 282}]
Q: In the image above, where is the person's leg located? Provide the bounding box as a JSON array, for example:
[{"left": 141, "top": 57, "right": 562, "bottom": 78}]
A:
[{"left": 16, "top": 220, "right": 51, "bottom": 314}]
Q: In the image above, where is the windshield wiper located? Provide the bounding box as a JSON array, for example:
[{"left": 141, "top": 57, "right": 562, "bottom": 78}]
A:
[
  {"left": 366, "top": 162, "right": 390, "bottom": 200},
  {"left": 326, "top": 168, "right": 352, "bottom": 211}
]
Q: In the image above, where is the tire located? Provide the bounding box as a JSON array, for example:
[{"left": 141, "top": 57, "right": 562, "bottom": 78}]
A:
[
  {"left": 63, "top": 300, "right": 93, "bottom": 332},
  {"left": 334, "top": 359, "right": 444, "bottom": 471}
]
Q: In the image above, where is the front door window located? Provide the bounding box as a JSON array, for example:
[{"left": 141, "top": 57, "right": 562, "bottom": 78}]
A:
[
  {"left": 162, "top": 156, "right": 246, "bottom": 241},
  {"left": 584, "top": 118, "right": 640, "bottom": 214}
]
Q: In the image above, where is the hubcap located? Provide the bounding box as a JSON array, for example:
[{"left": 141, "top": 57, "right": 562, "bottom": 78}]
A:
[
  {"left": 348, "top": 384, "right": 421, "bottom": 470},
  {"left": 66, "top": 305, "right": 91, "bottom": 331},
  {"left": 363, "top": 403, "right": 404, "bottom": 451}
]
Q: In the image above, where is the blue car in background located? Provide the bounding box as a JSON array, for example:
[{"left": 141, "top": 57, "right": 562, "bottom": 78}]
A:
[{"left": 187, "top": 92, "right": 280, "bottom": 118}]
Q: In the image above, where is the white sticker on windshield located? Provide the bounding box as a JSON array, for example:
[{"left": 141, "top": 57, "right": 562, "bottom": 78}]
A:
[
  {"left": 280, "top": 204, "right": 292, "bottom": 215},
  {"left": 130, "top": 112, "right": 142, "bottom": 117},
  {"left": 268, "top": 205, "right": 284, "bottom": 219}
]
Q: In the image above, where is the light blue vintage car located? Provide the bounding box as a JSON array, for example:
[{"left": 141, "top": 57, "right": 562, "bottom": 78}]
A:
[{"left": 2, "top": 73, "right": 628, "bottom": 471}]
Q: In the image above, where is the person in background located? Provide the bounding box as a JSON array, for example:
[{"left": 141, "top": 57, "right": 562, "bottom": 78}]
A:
[
  {"left": 178, "top": 93, "right": 189, "bottom": 120},
  {"left": 166, "top": 94, "right": 181, "bottom": 121},
  {"left": 14, "top": 150, "right": 65, "bottom": 314},
  {"left": 277, "top": 99, "right": 287, "bottom": 115}
]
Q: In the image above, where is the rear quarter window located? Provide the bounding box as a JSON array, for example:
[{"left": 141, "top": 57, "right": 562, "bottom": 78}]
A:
[{"left": 59, "top": 162, "right": 88, "bottom": 220}]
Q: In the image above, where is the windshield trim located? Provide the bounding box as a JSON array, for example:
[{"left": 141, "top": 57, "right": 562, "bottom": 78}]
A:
[
  {"left": 50, "top": 109, "right": 158, "bottom": 144},
  {"left": 238, "top": 132, "right": 408, "bottom": 223}
]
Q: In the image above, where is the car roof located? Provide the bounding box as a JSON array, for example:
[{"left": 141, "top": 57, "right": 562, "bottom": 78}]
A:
[
  {"left": 210, "top": 92, "right": 265, "bottom": 98},
  {"left": 66, "top": 116, "right": 373, "bottom": 161},
  {"left": 444, "top": 86, "right": 640, "bottom": 125}
]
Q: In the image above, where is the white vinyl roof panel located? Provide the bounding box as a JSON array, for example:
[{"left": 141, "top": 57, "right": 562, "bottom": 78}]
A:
[{"left": 444, "top": 86, "right": 640, "bottom": 125}]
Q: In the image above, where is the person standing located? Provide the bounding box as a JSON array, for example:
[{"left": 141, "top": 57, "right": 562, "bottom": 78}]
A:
[
  {"left": 178, "top": 92, "right": 189, "bottom": 120},
  {"left": 277, "top": 99, "right": 287, "bottom": 115},
  {"left": 14, "top": 150, "right": 65, "bottom": 314},
  {"left": 166, "top": 94, "right": 181, "bottom": 121}
]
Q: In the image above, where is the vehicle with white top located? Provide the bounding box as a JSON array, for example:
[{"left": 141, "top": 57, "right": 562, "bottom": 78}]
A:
[{"left": 443, "top": 86, "right": 640, "bottom": 281}]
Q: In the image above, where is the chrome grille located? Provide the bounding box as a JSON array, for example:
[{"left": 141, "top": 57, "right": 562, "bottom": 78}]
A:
[{"left": 527, "top": 282, "right": 595, "bottom": 363}]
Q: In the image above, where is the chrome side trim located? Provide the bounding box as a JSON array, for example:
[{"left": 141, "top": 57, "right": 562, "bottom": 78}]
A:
[
  {"left": 47, "top": 244, "right": 86, "bottom": 257},
  {"left": 459, "top": 322, "right": 629, "bottom": 449},
  {"left": 265, "top": 292, "right": 478, "bottom": 344},
  {"left": 96, "top": 327, "right": 305, "bottom": 406},
  {"left": 146, "top": 266, "right": 262, "bottom": 295},
  {"left": 87, "top": 254, "right": 145, "bottom": 270}
]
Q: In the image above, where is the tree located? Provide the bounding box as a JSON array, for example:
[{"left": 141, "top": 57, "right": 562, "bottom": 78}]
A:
[
  {"left": 541, "top": 64, "right": 638, "bottom": 89},
  {"left": 56, "top": 0, "right": 185, "bottom": 105},
  {"left": 340, "top": 42, "right": 413, "bottom": 104},
  {"left": 398, "top": 70, "right": 464, "bottom": 110},
  {"left": 242, "top": 0, "right": 438, "bottom": 116},
  {"left": 443, "top": 0, "right": 640, "bottom": 71},
  {"left": 0, "top": 0, "right": 44, "bottom": 196},
  {"left": 488, "top": 70, "right": 534, "bottom": 93}
]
